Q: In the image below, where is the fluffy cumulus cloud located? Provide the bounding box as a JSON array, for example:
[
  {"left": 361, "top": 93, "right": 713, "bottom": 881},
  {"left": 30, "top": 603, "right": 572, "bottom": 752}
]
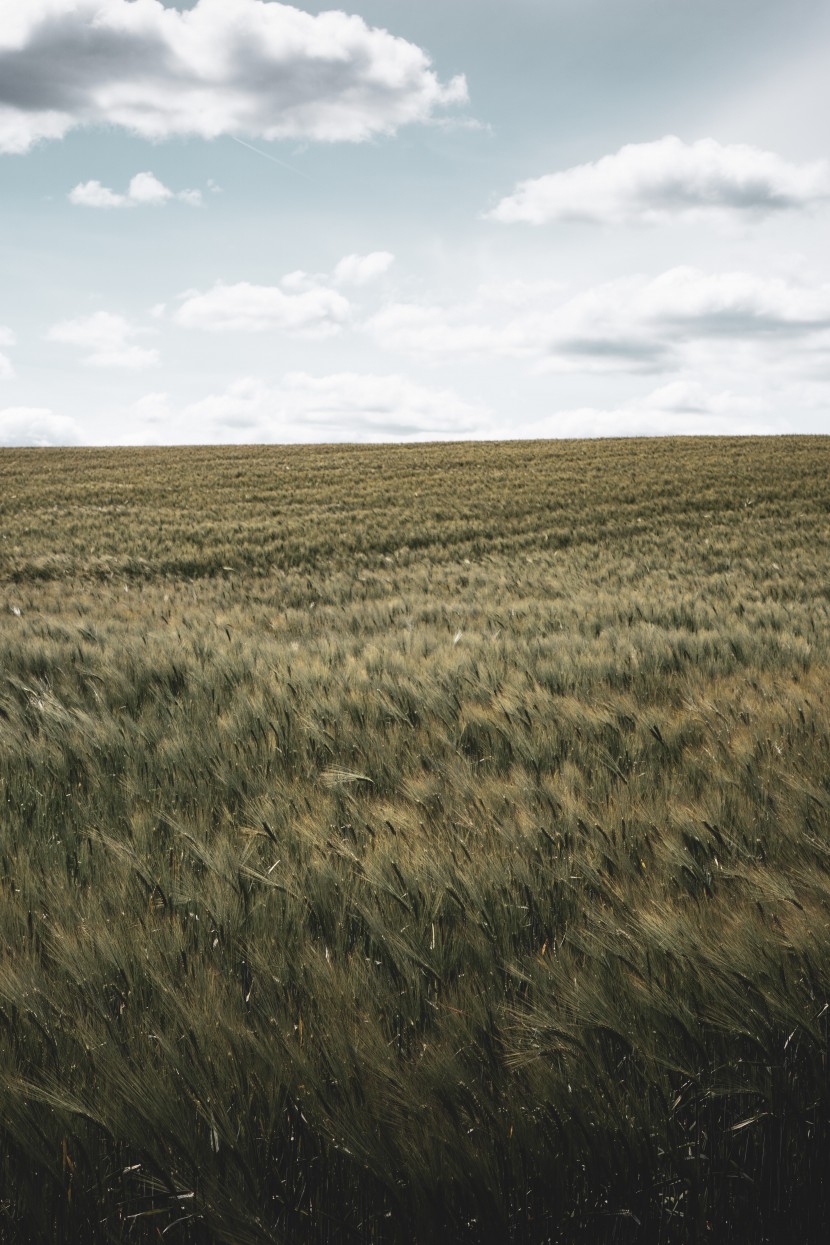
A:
[
  {"left": 69, "top": 171, "right": 201, "bottom": 208},
  {"left": 537, "top": 267, "right": 830, "bottom": 373},
  {"left": 367, "top": 268, "right": 830, "bottom": 374},
  {"left": 0, "top": 0, "right": 468, "bottom": 154},
  {"left": 488, "top": 137, "right": 830, "bottom": 226},
  {"left": 124, "top": 372, "right": 491, "bottom": 443},
  {"left": 46, "top": 312, "right": 159, "bottom": 369},
  {"left": 0, "top": 407, "right": 86, "bottom": 446},
  {"left": 174, "top": 281, "right": 352, "bottom": 337},
  {"left": 169, "top": 252, "right": 396, "bottom": 337},
  {"left": 617, "top": 267, "right": 830, "bottom": 338}
]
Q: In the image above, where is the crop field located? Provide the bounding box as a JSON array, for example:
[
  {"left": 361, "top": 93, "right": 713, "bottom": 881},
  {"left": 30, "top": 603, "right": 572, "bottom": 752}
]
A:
[{"left": 1, "top": 435, "right": 830, "bottom": 1244}]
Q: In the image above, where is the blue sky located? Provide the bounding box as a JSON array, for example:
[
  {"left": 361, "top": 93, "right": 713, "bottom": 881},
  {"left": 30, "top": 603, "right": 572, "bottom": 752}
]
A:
[{"left": 1, "top": 0, "right": 829, "bottom": 445}]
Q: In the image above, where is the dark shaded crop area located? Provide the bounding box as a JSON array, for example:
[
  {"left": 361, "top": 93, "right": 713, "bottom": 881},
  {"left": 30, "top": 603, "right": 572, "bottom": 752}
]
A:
[{"left": 1, "top": 435, "right": 829, "bottom": 1243}]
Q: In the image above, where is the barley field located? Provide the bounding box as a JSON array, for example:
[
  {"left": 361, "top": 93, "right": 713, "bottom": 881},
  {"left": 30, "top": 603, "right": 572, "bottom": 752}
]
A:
[{"left": 1, "top": 436, "right": 829, "bottom": 1244}]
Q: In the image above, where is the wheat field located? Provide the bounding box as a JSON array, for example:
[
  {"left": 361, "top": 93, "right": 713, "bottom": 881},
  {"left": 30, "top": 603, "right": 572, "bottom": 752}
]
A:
[{"left": 1, "top": 436, "right": 829, "bottom": 1243}]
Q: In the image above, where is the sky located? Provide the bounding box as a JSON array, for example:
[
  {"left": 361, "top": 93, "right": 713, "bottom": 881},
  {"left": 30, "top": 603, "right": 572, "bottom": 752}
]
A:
[{"left": 1, "top": 0, "right": 830, "bottom": 446}]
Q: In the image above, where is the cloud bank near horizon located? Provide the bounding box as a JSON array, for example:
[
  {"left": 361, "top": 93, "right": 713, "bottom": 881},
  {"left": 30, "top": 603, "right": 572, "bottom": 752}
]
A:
[
  {"left": 117, "top": 372, "right": 492, "bottom": 445},
  {"left": 0, "top": 407, "right": 85, "bottom": 447},
  {"left": 0, "top": 371, "right": 789, "bottom": 448}
]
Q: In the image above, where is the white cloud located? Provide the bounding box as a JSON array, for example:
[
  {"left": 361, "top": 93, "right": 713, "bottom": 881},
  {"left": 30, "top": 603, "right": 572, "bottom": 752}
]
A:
[
  {"left": 166, "top": 251, "right": 396, "bottom": 340},
  {"left": 119, "top": 371, "right": 802, "bottom": 445},
  {"left": 279, "top": 252, "right": 395, "bottom": 294},
  {"left": 364, "top": 280, "right": 565, "bottom": 360},
  {"left": 508, "top": 381, "right": 785, "bottom": 441},
  {"left": 124, "top": 372, "right": 491, "bottom": 444},
  {"left": 274, "top": 371, "right": 487, "bottom": 438},
  {"left": 536, "top": 267, "right": 830, "bottom": 373},
  {"left": 174, "top": 281, "right": 352, "bottom": 337},
  {"left": 69, "top": 180, "right": 126, "bottom": 208},
  {"left": 128, "top": 171, "right": 174, "bottom": 205},
  {"left": 69, "top": 171, "right": 202, "bottom": 208},
  {"left": 367, "top": 268, "right": 830, "bottom": 374},
  {"left": 538, "top": 406, "right": 777, "bottom": 439},
  {"left": 0, "top": 107, "right": 70, "bottom": 155},
  {"left": 333, "top": 251, "right": 395, "bottom": 285},
  {"left": 0, "top": 0, "right": 468, "bottom": 154},
  {"left": 0, "top": 407, "right": 85, "bottom": 446},
  {"left": 46, "top": 312, "right": 159, "bottom": 369},
  {"left": 620, "top": 267, "right": 830, "bottom": 336},
  {"left": 488, "top": 136, "right": 830, "bottom": 226}
]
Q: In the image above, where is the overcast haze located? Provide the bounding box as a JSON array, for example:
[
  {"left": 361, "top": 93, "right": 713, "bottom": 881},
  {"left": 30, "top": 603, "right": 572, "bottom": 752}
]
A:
[{"left": 1, "top": 0, "right": 829, "bottom": 445}]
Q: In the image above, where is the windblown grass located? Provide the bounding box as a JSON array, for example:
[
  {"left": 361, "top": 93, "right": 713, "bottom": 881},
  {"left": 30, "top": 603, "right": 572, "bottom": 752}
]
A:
[{"left": 0, "top": 435, "right": 829, "bottom": 1242}]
